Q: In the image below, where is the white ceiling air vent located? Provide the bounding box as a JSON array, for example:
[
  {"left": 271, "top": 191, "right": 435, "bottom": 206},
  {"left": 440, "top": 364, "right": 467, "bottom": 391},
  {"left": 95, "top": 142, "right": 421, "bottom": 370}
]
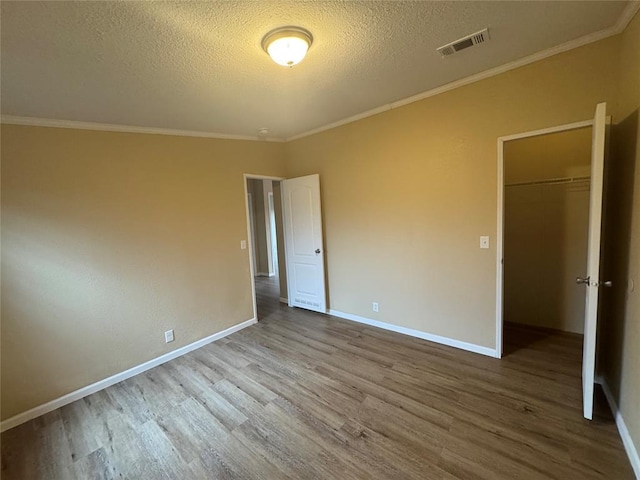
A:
[{"left": 437, "top": 28, "right": 490, "bottom": 58}]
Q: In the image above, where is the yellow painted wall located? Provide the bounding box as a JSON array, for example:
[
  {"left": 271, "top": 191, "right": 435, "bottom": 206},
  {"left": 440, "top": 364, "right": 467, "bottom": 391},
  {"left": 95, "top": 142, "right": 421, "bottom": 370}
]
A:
[
  {"left": 285, "top": 36, "right": 619, "bottom": 349},
  {"left": 601, "top": 9, "right": 640, "bottom": 459},
  {"left": 0, "top": 126, "right": 286, "bottom": 419},
  {"left": 247, "top": 178, "right": 269, "bottom": 275},
  {"left": 272, "top": 181, "right": 288, "bottom": 299},
  {"left": 504, "top": 128, "right": 592, "bottom": 184}
]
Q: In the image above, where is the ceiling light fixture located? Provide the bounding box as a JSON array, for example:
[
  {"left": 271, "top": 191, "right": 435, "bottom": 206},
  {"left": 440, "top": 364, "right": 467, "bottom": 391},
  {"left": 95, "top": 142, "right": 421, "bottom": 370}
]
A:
[{"left": 262, "top": 27, "right": 313, "bottom": 67}]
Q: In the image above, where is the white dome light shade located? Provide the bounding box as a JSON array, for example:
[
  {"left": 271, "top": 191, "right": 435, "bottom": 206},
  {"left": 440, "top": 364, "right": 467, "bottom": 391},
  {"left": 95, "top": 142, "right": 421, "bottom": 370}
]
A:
[
  {"left": 267, "top": 36, "right": 309, "bottom": 66},
  {"left": 262, "top": 27, "right": 313, "bottom": 67}
]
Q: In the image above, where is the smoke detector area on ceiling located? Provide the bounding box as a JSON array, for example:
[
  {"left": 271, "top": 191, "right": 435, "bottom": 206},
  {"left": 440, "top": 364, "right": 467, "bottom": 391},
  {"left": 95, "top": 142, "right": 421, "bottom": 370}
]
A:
[{"left": 437, "top": 28, "right": 490, "bottom": 58}]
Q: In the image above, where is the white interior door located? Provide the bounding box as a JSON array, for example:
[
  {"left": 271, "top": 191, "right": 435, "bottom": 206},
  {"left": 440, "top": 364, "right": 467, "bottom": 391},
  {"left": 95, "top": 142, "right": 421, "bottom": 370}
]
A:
[
  {"left": 282, "top": 174, "right": 327, "bottom": 313},
  {"left": 579, "top": 102, "right": 608, "bottom": 420}
]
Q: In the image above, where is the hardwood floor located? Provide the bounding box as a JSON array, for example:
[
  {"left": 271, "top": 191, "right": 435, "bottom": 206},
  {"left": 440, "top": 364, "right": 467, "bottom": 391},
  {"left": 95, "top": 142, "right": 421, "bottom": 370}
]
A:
[{"left": 1, "top": 276, "right": 634, "bottom": 479}]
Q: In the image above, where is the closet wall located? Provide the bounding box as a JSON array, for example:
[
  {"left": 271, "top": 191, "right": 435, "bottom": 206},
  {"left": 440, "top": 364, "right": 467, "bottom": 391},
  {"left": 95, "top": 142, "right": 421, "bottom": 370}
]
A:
[
  {"left": 247, "top": 179, "right": 271, "bottom": 276},
  {"left": 504, "top": 128, "right": 592, "bottom": 333},
  {"left": 272, "top": 181, "right": 288, "bottom": 299}
]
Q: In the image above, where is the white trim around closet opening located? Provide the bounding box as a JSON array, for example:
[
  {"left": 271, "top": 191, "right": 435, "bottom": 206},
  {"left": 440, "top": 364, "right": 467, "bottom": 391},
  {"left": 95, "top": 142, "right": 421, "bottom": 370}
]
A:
[{"left": 495, "top": 118, "right": 594, "bottom": 358}]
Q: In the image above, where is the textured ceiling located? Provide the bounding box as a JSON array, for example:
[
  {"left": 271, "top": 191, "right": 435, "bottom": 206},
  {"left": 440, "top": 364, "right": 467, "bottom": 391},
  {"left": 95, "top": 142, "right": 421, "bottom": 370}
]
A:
[{"left": 0, "top": 1, "right": 633, "bottom": 140}]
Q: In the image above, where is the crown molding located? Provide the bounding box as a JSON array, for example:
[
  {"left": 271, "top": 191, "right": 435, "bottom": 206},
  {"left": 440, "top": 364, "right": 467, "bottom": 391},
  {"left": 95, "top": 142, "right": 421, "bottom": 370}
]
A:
[
  {"left": 287, "top": 2, "right": 639, "bottom": 142},
  {"left": 3, "top": 4, "right": 637, "bottom": 145},
  {"left": 616, "top": 0, "right": 640, "bottom": 32},
  {"left": 0, "top": 115, "right": 286, "bottom": 143}
]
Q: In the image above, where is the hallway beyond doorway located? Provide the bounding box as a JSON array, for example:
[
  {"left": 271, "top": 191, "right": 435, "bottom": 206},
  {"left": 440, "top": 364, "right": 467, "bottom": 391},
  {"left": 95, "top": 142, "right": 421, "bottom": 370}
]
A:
[{"left": 255, "top": 275, "right": 281, "bottom": 321}]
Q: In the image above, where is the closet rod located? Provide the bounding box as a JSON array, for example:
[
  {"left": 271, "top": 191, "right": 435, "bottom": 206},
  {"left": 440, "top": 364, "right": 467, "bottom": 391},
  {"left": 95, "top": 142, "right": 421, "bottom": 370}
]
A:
[{"left": 505, "top": 175, "right": 590, "bottom": 188}]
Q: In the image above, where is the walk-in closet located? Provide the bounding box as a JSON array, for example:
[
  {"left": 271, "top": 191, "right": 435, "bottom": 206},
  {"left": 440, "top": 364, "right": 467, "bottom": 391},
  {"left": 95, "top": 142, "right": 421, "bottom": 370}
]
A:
[{"left": 504, "top": 127, "right": 592, "bottom": 336}]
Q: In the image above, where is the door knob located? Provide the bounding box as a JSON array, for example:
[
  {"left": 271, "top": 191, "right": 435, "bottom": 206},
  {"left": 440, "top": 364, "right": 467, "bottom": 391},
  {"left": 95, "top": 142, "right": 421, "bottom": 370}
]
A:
[
  {"left": 576, "top": 276, "right": 590, "bottom": 285},
  {"left": 598, "top": 280, "right": 612, "bottom": 287},
  {"left": 315, "top": 249, "right": 321, "bottom": 254}
]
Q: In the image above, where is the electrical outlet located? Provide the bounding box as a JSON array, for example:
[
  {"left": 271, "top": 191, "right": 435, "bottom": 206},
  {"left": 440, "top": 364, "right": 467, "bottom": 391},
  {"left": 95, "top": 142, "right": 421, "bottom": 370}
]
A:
[
  {"left": 372, "top": 302, "right": 379, "bottom": 312},
  {"left": 165, "top": 329, "right": 174, "bottom": 343}
]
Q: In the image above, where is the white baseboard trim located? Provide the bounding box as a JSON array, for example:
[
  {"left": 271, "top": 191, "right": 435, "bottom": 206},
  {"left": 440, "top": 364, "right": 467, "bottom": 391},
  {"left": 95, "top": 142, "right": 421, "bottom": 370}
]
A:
[
  {"left": 328, "top": 309, "right": 496, "bottom": 358},
  {"left": 256, "top": 272, "right": 270, "bottom": 277},
  {"left": 0, "top": 317, "right": 257, "bottom": 433},
  {"left": 596, "top": 376, "right": 640, "bottom": 479},
  {"left": 279, "top": 297, "right": 288, "bottom": 304}
]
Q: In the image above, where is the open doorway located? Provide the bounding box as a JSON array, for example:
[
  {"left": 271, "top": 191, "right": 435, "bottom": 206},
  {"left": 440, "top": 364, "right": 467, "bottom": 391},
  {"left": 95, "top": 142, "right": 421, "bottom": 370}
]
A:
[
  {"left": 502, "top": 126, "right": 592, "bottom": 357},
  {"left": 496, "top": 103, "right": 609, "bottom": 421},
  {"left": 245, "top": 176, "right": 288, "bottom": 320},
  {"left": 244, "top": 173, "right": 328, "bottom": 323}
]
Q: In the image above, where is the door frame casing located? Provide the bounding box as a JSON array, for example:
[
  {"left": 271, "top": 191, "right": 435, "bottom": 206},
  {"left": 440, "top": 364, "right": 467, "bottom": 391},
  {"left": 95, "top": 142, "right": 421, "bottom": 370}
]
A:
[
  {"left": 243, "top": 174, "right": 285, "bottom": 322},
  {"left": 495, "top": 119, "right": 594, "bottom": 358}
]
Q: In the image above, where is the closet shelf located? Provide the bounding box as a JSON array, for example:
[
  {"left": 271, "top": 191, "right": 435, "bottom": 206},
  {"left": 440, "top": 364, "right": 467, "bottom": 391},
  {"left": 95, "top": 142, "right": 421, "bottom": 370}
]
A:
[{"left": 505, "top": 176, "right": 590, "bottom": 188}]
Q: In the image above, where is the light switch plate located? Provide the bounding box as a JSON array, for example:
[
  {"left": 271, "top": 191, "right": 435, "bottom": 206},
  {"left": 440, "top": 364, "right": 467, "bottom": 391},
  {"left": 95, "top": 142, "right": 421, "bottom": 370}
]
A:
[
  {"left": 480, "top": 236, "right": 490, "bottom": 249},
  {"left": 240, "top": 240, "right": 247, "bottom": 250}
]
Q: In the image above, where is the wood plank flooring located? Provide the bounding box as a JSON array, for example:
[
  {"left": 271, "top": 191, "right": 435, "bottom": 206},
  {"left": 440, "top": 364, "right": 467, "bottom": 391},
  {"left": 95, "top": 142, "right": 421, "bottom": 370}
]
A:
[{"left": 1, "top": 276, "right": 634, "bottom": 479}]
